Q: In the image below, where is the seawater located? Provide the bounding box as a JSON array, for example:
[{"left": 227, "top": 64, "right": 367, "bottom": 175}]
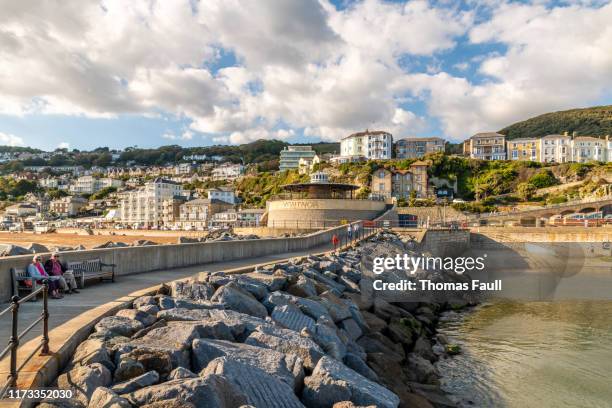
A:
[{"left": 436, "top": 301, "right": 612, "bottom": 408}]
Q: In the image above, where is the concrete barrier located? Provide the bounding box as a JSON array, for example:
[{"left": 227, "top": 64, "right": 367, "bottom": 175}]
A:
[{"left": 0, "top": 224, "right": 352, "bottom": 303}]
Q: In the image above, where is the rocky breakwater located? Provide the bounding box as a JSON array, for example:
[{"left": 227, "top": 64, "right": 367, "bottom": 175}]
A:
[{"left": 42, "top": 231, "right": 467, "bottom": 408}]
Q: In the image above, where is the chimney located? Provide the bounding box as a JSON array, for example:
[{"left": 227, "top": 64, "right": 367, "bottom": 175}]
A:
[{"left": 572, "top": 131, "right": 577, "bottom": 137}]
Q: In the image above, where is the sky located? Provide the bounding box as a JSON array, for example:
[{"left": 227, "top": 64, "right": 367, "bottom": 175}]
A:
[{"left": 0, "top": 0, "right": 611, "bottom": 151}]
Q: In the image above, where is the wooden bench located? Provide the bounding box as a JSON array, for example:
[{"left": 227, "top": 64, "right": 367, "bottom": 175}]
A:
[
  {"left": 11, "top": 267, "right": 42, "bottom": 301},
  {"left": 67, "top": 259, "right": 115, "bottom": 288}
]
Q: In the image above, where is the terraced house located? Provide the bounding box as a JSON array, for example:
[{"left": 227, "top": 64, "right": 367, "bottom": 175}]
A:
[
  {"left": 507, "top": 138, "right": 540, "bottom": 161},
  {"left": 540, "top": 134, "right": 571, "bottom": 163},
  {"left": 464, "top": 132, "right": 506, "bottom": 160},
  {"left": 395, "top": 137, "right": 445, "bottom": 159},
  {"left": 369, "top": 161, "right": 429, "bottom": 200}
]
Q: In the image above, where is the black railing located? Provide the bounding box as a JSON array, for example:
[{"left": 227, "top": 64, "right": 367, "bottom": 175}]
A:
[{"left": 0, "top": 282, "right": 50, "bottom": 399}]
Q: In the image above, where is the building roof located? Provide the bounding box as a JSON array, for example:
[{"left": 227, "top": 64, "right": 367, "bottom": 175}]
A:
[
  {"left": 396, "top": 137, "right": 444, "bottom": 142},
  {"left": 411, "top": 160, "right": 430, "bottom": 166},
  {"left": 573, "top": 136, "right": 605, "bottom": 142},
  {"left": 542, "top": 134, "right": 571, "bottom": 139},
  {"left": 342, "top": 129, "right": 391, "bottom": 140},
  {"left": 508, "top": 138, "right": 538, "bottom": 143},
  {"left": 152, "top": 177, "right": 181, "bottom": 185},
  {"left": 471, "top": 132, "right": 505, "bottom": 138},
  {"left": 207, "top": 186, "right": 234, "bottom": 192}
]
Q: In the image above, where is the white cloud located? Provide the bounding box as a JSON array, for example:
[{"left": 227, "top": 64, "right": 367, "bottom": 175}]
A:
[
  {"left": 0, "top": 132, "right": 25, "bottom": 146},
  {"left": 57, "top": 142, "right": 70, "bottom": 149},
  {"left": 0, "top": 0, "right": 610, "bottom": 144}
]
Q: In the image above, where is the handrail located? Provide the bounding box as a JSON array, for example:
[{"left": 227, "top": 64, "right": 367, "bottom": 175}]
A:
[{"left": 0, "top": 281, "right": 50, "bottom": 399}]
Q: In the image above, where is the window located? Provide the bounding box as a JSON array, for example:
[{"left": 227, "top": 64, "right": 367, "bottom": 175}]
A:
[
  {"left": 379, "top": 171, "right": 385, "bottom": 179},
  {"left": 378, "top": 183, "right": 384, "bottom": 191}
]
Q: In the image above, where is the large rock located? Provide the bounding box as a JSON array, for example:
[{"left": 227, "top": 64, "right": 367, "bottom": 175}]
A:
[
  {"left": 313, "top": 322, "right": 346, "bottom": 361},
  {"left": 123, "top": 375, "right": 248, "bottom": 407},
  {"left": 210, "top": 282, "right": 268, "bottom": 319},
  {"left": 287, "top": 275, "right": 317, "bottom": 298},
  {"left": 71, "top": 339, "right": 114, "bottom": 371},
  {"left": 168, "top": 367, "right": 197, "bottom": 380},
  {"left": 57, "top": 363, "right": 112, "bottom": 405},
  {"left": 28, "top": 243, "right": 50, "bottom": 254},
  {"left": 344, "top": 293, "right": 372, "bottom": 311},
  {"left": 244, "top": 272, "right": 287, "bottom": 292},
  {"left": 302, "top": 356, "right": 399, "bottom": 408},
  {"left": 171, "top": 281, "right": 214, "bottom": 302},
  {"left": 95, "top": 316, "right": 144, "bottom": 338},
  {"left": 114, "top": 358, "right": 146, "bottom": 382},
  {"left": 234, "top": 275, "right": 269, "bottom": 300},
  {"left": 88, "top": 387, "right": 131, "bottom": 408},
  {"left": 271, "top": 304, "right": 316, "bottom": 333},
  {"left": 157, "top": 308, "right": 211, "bottom": 321},
  {"left": 404, "top": 353, "right": 438, "bottom": 384},
  {"left": 192, "top": 338, "right": 304, "bottom": 391},
  {"left": 318, "top": 292, "right": 352, "bottom": 323},
  {"left": 343, "top": 353, "right": 378, "bottom": 382},
  {"left": 174, "top": 299, "right": 225, "bottom": 311},
  {"left": 0, "top": 244, "right": 31, "bottom": 257},
  {"left": 245, "top": 325, "right": 324, "bottom": 370},
  {"left": 127, "top": 323, "right": 201, "bottom": 369},
  {"left": 413, "top": 336, "right": 436, "bottom": 362},
  {"left": 116, "top": 309, "right": 157, "bottom": 327},
  {"left": 134, "top": 296, "right": 157, "bottom": 309},
  {"left": 131, "top": 319, "right": 168, "bottom": 340},
  {"left": 357, "top": 334, "right": 404, "bottom": 363},
  {"left": 302, "top": 269, "right": 345, "bottom": 293},
  {"left": 157, "top": 296, "right": 176, "bottom": 310},
  {"left": 202, "top": 357, "right": 304, "bottom": 408},
  {"left": 118, "top": 349, "right": 173, "bottom": 379},
  {"left": 362, "top": 311, "right": 387, "bottom": 333},
  {"left": 112, "top": 370, "right": 159, "bottom": 394},
  {"left": 338, "top": 319, "right": 362, "bottom": 342},
  {"left": 207, "top": 309, "right": 271, "bottom": 341}
]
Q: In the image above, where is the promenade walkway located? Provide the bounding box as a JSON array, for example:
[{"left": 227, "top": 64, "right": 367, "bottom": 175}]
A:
[{"left": 0, "top": 242, "right": 333, "bottom": 349}]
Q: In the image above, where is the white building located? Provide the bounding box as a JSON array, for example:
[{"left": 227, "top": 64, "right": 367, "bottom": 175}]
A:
[
  {"left": 540, "top": 134, "right": 571, "bottom": 163},
  {"left": 49, "top": 196, "right": 88, "bottom": 217},
  {"left": 70, "top": 176, "right": 123, "bottom": 194},
  {"left": 174, "top": 163, "right": 197, "bottom": 175},
  {"left": 207, "top": 187, "right": 236, "bottom": 204},
  {"left": 572, "top": 136, "right": 606, "bottom": 163},
  {"left": 120, "top": 178, "right": 184, "bottom": 227},
  {"left": 39, "top": 178, "right": 59, "bottom": 189},
  {"left": 340, "top": 130, "right": 393, "bottom": 160},
  {"left": 211, "top": 163, "right": 245, "bottom": 181},
  {"left": 179, "top": 199, "right": 232, "bottom": 230}
]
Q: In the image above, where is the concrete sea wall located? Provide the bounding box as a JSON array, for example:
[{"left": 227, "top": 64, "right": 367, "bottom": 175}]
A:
[{"left": 0, "top": 223, "right": 354, "bottom": 303}]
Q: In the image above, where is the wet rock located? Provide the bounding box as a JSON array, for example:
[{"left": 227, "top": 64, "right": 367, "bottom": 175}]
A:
[
  {"left": 210, "top": 282, "right": 267, "bottom": 319},
  {"left": 123, "top": 375, "right": 248, "bottom": 407},
  {"left": 387, "top": 318, "right": 416, "bottom": 347},
  {"left": 112, "top": 370, "right": 159, "bottom": 394},
  {"left": 413, "top": 336, "right": 436, "bottom": 362},
  {"left": 271, "top": 304, "right": 316, "bottom": 333},
  {"left": 116, "top": 309, "right": 157, "bottom": 327},
  {"left": 192, "top": 338, "right": 304, "bottom": 391},
  {"left": 88, "top": 387, "right": 131, "bottom": 408},
  {"left": 245, "top": 325, "right": 324, "bottom": 370},
  {"left": 168, "top": 367, "right": 197, "bottom": 380},
  {"left": 404, "top": 353, "right": 438, "bottom": 384},
  {"left": 202, "top": 357, "right": 304, "bottom": 408},
  {"left": 366, "top": 353, "right": 408, "bottom": 390},
  {"left": 357, "top": 334, "right": 404, "bottom": 363},
  {"left": 95, "top": 316, "right": 144, "bottom": 338},
  {"left": 71, "top": 339, "right": 114, "bottom": 371},
  {"left": 302, "top": 356, "right": 399, "bottom": 408},
  {"left": 58, "top": 363, "right": 111, "bottom": 405}
]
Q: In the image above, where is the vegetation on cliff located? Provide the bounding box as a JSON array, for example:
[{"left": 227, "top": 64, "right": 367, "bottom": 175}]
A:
[{"left": 499, "top": 105, "right": 612, "bottom": 139}]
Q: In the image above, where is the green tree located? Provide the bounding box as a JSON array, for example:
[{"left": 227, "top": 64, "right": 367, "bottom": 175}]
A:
[{"left": 517, "top": 182, "right": 537, "bottom": 201}]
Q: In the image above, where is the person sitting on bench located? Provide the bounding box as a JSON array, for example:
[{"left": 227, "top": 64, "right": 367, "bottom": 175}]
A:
[
  {"left": 27, "top": 255, "right": 62, "bottom": 299},
  {"left": 45, "top": 253, "right": 79, "bottom": 294}
]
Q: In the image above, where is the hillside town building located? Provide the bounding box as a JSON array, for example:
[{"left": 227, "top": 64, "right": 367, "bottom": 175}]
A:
[
  {"left": 507, "top": 138, "right": 540, "bottom": 161},
  {"left": 340, "top": 130, "right": 393, "bottom": 160},
  {"left": 179, "top": 199, "right": 233, "bottom": 230},
  {"left": 540, "top": 134, "right": 571, "bottom": 163},
  {"left": 119, "top": 178, "right": 184, "bottom": 227},
  {"left": 370, "top": 161, "right": 429, "bottom": 200},
  {"left": 279, "top": 146, "right": 317, "bottom": 171},
  {"left": 211, "top": 163, "right": 245, "bottom": 180},
  {"left": 207, "top": 187, "right": 236, "bottom": 204},
  {"left": 395, "top": 137, "right": 445, "bottom": 159},
  {"left": 464, "top": 132, "right": 506, "bottom": 160}
]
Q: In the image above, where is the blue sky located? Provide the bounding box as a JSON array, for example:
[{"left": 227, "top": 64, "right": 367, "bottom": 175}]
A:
[{"left": 0, "top": 0, "right": 611, "bottom": 151}]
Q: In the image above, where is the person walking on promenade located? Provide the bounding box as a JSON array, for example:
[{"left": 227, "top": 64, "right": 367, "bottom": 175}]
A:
[
  {"left": 27, "top": 255, "right": 62, "bottom": 299},
  {"left": 45, "top": 252, "right": 79, "bottom": 294},
  {"left": 332, "top": 234, "right": 339, "bottom": 252}
]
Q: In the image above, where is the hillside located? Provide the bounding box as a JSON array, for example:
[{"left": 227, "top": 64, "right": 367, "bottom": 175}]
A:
[{"left": 499, "top": 105, "right": 612, "bottom": 139}]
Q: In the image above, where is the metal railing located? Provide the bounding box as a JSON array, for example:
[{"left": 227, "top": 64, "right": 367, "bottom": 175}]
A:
[{"left": 0, "top": 282, "right": 50, "bottom": 399}]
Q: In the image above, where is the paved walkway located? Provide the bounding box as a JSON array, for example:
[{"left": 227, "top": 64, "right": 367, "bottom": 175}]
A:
[{"left": 0, "top": 242, "right": 333, "bottom": 349}]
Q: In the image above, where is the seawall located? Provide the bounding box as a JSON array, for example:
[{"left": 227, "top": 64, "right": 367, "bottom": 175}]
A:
[{"left": 0, "top": 223, "right": 355, "bottom": 303}]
